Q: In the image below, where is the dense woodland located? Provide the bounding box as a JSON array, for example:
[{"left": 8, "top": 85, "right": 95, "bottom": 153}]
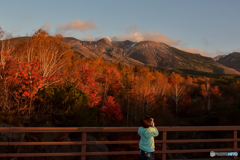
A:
[{"left": 1, "top": 28, "right": 240, "bottom": 128}]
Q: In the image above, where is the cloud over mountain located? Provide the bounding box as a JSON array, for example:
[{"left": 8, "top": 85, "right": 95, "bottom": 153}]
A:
[
  {"left": 114, "top": 30, "right": 182, "bottom": 46},
  {"left": 56, "top": 19, "right": 97, "bottom": 33},
  {"left": 40, "top": 22, "right": 51, "bottom": 32}
]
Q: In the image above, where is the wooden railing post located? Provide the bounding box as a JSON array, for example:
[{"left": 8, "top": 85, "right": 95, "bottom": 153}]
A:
[
  {"left": 162, "top": 131, "right": 167, "bottom": 160},
  {"left": 81, "top": 132, "right": 87, "bottom": 160},
  {"left": 233, "top": 130, "right": 238, "bottom": 160}
]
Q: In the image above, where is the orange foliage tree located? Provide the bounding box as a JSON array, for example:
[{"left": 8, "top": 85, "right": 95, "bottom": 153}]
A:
[
  {"left": 199, "top": 80, "right": 221, "bottom": 112},
  {"left": 0, "top": 52, "right": 17, "bottom": 112},
  {"left": 12, "top": 29, "right": 74, "bottom": 85},
  {"left": 168, "top": 72, "right": 185, "bottom": 113},
  {"left": 131, "top": 67, "right": 155, "bottom": 114},
  {"left": 152, "top": 71, "right": 170, "bottom": 111},
  {"left": 121, "top": 67, "right": 134, "bottom": 126}
]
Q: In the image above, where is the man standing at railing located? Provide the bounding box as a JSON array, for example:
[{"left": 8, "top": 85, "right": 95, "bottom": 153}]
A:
[{"left": 138, "top": 116, "right": 159, "bottom": 160}]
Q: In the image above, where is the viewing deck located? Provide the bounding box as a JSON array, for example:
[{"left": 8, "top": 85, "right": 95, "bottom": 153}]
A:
[{"left": 0, "top": 126, "right": 240, "bottom": 160}]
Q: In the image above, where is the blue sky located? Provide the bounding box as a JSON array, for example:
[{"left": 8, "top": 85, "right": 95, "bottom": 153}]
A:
[{"left": 1, "top": 0, "right": 240, "bottom": 57}]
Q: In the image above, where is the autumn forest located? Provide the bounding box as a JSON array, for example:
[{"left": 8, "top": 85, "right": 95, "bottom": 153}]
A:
[{"left": 1, "top": 28, "right": 240, "bottom": 128}]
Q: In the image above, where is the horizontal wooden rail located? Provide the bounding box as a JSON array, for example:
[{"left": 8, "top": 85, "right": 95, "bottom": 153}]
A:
[
  {"left": 0, "top": 138, "right": 239, "bottom": 146},
  {"left": 0, "top": 126, "right": 239, "bottom": 160},
  {"left": 1, "top": 126, "right": 240, "bottom": 132}
]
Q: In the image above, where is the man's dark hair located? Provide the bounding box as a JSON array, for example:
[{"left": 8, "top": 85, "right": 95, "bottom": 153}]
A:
[{"left": 142, "top": 116, "right": 152, "bottom": 128}]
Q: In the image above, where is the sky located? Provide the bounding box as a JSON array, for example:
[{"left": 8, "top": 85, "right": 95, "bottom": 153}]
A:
[{"left": 1, "top": 0, "right": 240, "bottom": 57}]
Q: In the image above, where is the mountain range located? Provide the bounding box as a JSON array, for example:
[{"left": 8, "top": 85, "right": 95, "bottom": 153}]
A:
[
  {"left": 65, "top": 37, "right": 240, "bottom": 75},
  {"left": 2, "top": 36, "right": 240, "bottom": 75}
]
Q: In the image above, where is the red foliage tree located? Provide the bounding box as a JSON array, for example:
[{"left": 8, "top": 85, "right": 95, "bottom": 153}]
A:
[
  {"left": 179, "top": 93, "right": 191, "bottom": 113},
  {"left": 73, "top": 63, "right": 101, "bottom": 107},
  {"left": 15, "top": 59, "right": 48, "bottom": 116},
  {"left": 179, "top": 93, "right": 191, "bottom": 107},
  {"left": 100, "top": 96, "right": 123, "bottom": 121}
]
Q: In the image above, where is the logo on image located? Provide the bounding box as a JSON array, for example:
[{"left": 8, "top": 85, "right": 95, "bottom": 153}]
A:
[{"left": 210, "top": 151, "right": 238, "bottom": 157}]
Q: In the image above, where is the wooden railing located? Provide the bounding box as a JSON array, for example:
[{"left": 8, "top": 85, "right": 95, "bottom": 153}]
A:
[{"left": 0, "top": 126, "right": 240, "bottom": 160}]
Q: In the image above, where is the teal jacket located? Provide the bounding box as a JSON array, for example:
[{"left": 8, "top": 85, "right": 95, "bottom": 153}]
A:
[{"left": 138, "top": 126, "right": 159, "bottom": 152}]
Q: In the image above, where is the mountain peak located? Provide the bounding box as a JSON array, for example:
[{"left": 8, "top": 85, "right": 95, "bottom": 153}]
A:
[
  {"left": 98, "top": 37, "right": 112, "bottom": 43},
  {"left": 213, "top": 55, "right": 227, "bottom": 61}
]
